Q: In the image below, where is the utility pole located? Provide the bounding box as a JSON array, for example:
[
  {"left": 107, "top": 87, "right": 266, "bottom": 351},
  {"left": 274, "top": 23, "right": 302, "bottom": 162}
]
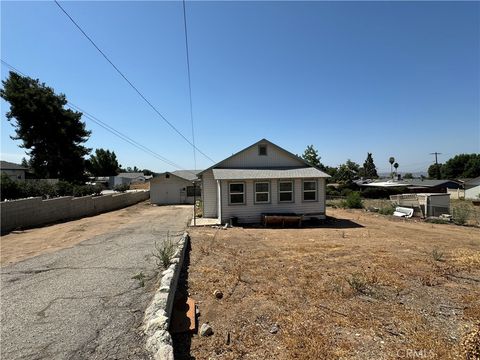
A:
[
  {"left": 430, "top": 152, "right": 442, "bottom": 179},
  {"left": 430, "top": 152, "right": 442, "bottom": 165}
]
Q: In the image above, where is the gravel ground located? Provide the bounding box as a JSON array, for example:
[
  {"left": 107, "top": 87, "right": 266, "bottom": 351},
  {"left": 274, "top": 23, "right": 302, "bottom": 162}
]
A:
[{"left": 0, "top": 203, "right": 191, "bottom": 360}]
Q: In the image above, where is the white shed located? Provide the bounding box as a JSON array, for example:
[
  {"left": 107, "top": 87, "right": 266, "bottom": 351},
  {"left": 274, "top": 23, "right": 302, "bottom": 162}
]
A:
[
  {"left": 150, "top": 170, "right": 200, "bottom": 205},
  {"left": 465, "top": 176, "right": 480, "bottom": 200}
]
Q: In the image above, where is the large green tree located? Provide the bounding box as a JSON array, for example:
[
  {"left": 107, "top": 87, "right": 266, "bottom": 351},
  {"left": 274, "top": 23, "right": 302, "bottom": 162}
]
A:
[
  {"left": 441, "top": 154, "right": 480, "bottom": 179},
  {"left": 428, "top": 163, "right": 442, "bottom": 179},
  {"left": 361, "top": 153, "right": 378, "bottom": 178},
  {"left": 1, "top": 72, "right": 90, "bottom": 182},
  {"left": 302, "top": 145, "right": 325, "bottom": 170},
  {"left": 86, "top": 148, "right": 120, "bottom": 176},
  {"left": 334, "top": 159, "right": 360, "bottom": 184}
]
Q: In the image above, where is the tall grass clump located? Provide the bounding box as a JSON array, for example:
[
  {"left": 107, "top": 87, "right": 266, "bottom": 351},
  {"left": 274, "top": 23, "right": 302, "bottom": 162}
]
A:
[{"left": 153, "top": 232, "right": 176, "bottom": 269}]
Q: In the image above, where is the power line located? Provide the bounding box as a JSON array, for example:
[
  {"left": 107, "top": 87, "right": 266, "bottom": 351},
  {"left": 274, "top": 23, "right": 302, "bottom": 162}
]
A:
[
  {"left": 182, "top": 0, "right": 197, "bottom": 170},
  {"left": 1, "top": 59, "right": 195, "bottom": 173},
  {"left": 53, "top": 0, "right": 215, "bottom": 164}
]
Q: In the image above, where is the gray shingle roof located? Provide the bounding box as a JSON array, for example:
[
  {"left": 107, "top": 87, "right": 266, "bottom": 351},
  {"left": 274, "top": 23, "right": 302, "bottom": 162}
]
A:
[
  {"left": 212, "top": 167, "right": 330, "bottom": 180},
  {"left": 0, "top": 161, "right": 28, "bottom": 170},
  {"left": 170, "top": 170, "right": 201, "bottom": 181},
  {"left": 117, "top": 172, "right": 145, "bottom": 179}
]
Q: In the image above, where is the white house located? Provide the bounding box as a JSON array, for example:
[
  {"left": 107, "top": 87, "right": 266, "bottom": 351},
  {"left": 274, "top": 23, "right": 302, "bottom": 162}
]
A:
[
  {"left": 150, "top": 170, "right": 201, "bottom": 205},
  {"left": 465, "top": 176, "right": 480, "bottom": 200},
  {"left": 109, "top": 172, "right": 146, "bottom": 188},
  {"left": 198, "top": 139, "right": 330, "bottom": 224}
]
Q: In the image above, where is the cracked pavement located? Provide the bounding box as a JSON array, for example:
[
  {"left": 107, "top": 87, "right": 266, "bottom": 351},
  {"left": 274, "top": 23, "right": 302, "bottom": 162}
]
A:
[{"left": 1, "top": 204, "right": 191, "bottom": 360}]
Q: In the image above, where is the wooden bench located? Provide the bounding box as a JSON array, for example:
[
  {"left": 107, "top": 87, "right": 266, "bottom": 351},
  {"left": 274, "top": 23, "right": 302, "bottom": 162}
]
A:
[{"left": 261, "top": 213, "right": 303, "bottom": 228}]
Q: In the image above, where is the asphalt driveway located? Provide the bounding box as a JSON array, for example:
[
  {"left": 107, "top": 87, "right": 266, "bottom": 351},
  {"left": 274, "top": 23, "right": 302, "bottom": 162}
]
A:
[{"left": 1, "top": 204, "right": 191, "bottom": 360}]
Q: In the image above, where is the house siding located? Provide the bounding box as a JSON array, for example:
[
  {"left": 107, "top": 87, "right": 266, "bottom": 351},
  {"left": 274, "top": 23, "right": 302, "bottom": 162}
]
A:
[
  {"left": 219, "top": 178, "right": 326, "bottom": 223},
  {"left": 202, "top": 170, "right": 217, "bottom": 217},
  {"left": 150, "top": 175, "right": 195, "bottom": 205},
  {"left": 219, "top": 142, "right": 305, "bottom": 168}
]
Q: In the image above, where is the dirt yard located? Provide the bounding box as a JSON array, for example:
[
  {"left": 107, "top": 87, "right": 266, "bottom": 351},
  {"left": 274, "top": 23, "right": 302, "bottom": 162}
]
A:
[
  {"left": 0, "top": 201, "right": 187, "bottom": 266},
  {"left": 182, "top": 208, "right": 480, "bottom": 359}
]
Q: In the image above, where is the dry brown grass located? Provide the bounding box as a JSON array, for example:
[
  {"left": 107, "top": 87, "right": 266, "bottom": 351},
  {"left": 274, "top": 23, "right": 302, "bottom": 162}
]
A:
[{"left": 186, "top": 208, "right": 480, "bottom": 359}]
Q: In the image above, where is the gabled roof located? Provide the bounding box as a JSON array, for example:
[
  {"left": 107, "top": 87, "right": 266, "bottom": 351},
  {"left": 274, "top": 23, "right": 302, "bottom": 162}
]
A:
[
  {"left": 117, "top": 172, "right": 145, "bottom": 179},
  {"left": 170, "top": 170, "right": 201, "bottom": 181},
  {"left": 465, "top": 176, "right": 480, "bottom": 186},
  {"left": 0, "top": 161, "right": 28, "bottom": 171},
  {"left": 198, "top": 138, "right": 329, "bottom": 177},
  {"left": 213, "top": 168, "right": 329, "bottom": 180}
]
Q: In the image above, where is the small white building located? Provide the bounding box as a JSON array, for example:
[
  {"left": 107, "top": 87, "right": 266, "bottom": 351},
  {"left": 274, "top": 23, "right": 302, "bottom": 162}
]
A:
[
  {"left": 465, "top": 176, "right": 480, "bottom": 200},
  {"left": 150, "top": 170, "right": 200, "bottom": 205},
  {"left": 109, "top": 172, "right": 146, "bottom": 188},
  {"left": 198, "top": 138, "right": 330, "bottom": 224}
]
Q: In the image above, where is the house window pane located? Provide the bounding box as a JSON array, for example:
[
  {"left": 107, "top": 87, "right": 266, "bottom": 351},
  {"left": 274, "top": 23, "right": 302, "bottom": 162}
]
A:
[
  {"left": 256, "top": 183, "right": 269, "bottom": 192},
  {"left": 258, "top": 145, "right": 267, "bottom": 156},
  {"left": 304, "top": 181, "right": 316, "bottom": 191},
  {"left": 279, "top": 192, "right": 292, "bottom": 202},
  {"left": 230, "top": 183, "right": 244, "bottom": 193},
  {"left": 303, "top": 191, "right": 316, "bottom": 201},
  {"left": 230, "top": 194, "right": 244, "bottom": 204},
  {"left": 256, "top": 193, "right": 269, "bottom": 202},
  {"left": 279, "top": 182, "right": 292, "bottom": 192}
]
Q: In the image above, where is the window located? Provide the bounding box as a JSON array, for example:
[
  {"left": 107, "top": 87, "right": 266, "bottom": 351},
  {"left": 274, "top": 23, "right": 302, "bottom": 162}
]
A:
[
  {"left": 258, "top": 144, "right": 267, "bottom": 156},
  {"left": 255, "top": 182, "right": 270, "bottom": 203},
  {"left": 278, "top": 181, "right": 293, "bottom": 202},
  {"left": 165, "top": 173, "right": 170, "bottom": 179},
  {"left": 229, "top": 183, "right": 245, "bottom": 204},
  {"left": 303, "top": 180, "right": 317, "bottom": 201},
  {"left": 186, "top": 186, "right": 201, "bottom": 197}
]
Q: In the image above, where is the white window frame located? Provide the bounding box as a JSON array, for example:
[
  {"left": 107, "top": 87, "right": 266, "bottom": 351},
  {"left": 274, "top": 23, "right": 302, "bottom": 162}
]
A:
[
  {"left": 278, "top": 180, "right": 294, "bottom": 203},
  {"left": 254, "top": 181, "right": 270, "bottom": 204},
  {"left": 302, "top": 179, "right": 317, "bottom": 202},
  {"left": 229, "top": 182, "right": 246, "bottom": 205}
]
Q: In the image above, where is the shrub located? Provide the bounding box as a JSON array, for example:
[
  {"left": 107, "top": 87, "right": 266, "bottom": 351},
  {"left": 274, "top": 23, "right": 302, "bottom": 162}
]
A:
[
  {"left": 342, "top": 192, "right": 363, "bottom": 209},
  {"left": 378, "top": 204, "right": 395, "bottom": 215},
  {"left": 56, "top": 181, "right": 74, "bottom": 196},
  {"left": 1, "top": 174, "right": 21, "bottom": 200},
  {"left": 114, "top": 184, "right": 130, "bottom": 193},
  {"left": 452, "top": 203, "right": 471, "bottom": 225}
]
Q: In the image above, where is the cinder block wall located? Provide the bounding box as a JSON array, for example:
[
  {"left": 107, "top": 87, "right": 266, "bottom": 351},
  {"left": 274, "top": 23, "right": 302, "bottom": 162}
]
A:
[{"left": 1, "top": 191, "right": 150, "bottom": 234}]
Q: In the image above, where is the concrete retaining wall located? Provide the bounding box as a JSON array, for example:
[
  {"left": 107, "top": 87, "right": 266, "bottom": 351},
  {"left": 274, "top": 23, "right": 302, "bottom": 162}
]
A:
[
  {"left": 143, "top": 232, "right": 189, "bottom": 360},
  {"left": 1, "top": 191, "right": 150, "bottom": 233}
]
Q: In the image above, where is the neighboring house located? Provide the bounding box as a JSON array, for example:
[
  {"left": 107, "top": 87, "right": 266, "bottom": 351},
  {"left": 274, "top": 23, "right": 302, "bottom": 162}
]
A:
[
  {"left": 198, "top": 138, "right": 330, "bottom": 224},
  {"left": 0, "top": 161, "right": 27, "bottom": 181},
  {"left": 109, "top": 172, "right": 146, "bottom": 188},
  {"left": 361, "top": 179, "right": 462, "bottom": 193},
  {"left": 150, "top": 170, "right": 201, "bottom": 205},
  {"left": 464, "top": 176, "right": 480, "bottom": 199}
]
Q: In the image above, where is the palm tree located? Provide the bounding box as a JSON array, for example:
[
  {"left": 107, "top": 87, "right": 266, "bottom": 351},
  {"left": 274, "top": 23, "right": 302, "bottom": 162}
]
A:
[
  {"left": 389, "top": 157, "right": 395, "bottom": 178},
  {"left": 394, "top": 162, "right": 399, "bottom": 177}
]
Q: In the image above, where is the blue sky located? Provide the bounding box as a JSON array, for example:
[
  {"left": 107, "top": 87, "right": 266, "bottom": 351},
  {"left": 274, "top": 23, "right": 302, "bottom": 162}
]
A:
[{"left": 1, "top": 1, "right": 479, "bottom": 173}]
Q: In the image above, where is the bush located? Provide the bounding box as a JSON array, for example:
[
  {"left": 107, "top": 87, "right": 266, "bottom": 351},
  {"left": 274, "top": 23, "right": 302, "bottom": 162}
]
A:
[
  {"left": 378, "top": 204, "right": 395, "bottom": 215},
  {"left": 1, "top": 174, "right": 21, "bottom": 201},
  {"left": 56, "top": 181, "right": 74, "bottom": 196},
  {"left": 114, "top": 184, "right": 130, "bottom": 193},
  {"left": 452, "top": 203, "right": 471, "bottom": 225},
  {"left": 342, "top": 192, "right": 363, "bottom": 209}
]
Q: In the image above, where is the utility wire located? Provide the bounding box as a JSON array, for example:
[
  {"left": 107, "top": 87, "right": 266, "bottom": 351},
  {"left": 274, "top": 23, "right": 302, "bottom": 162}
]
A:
[
  {"left": 182, "top": 0, "right": 197, "bottom": 170},
  {"left": 1, "top": 59, "right": 196, "bottom": 174},
  {"left": 53, "top": 0, "right": 215, "bottom": 163}
]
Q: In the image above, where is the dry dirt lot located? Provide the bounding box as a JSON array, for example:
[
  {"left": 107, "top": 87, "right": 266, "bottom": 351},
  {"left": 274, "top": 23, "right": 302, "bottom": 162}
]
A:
[{"left": 181, "top": 208, "right": 480, "bottom": 360}]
